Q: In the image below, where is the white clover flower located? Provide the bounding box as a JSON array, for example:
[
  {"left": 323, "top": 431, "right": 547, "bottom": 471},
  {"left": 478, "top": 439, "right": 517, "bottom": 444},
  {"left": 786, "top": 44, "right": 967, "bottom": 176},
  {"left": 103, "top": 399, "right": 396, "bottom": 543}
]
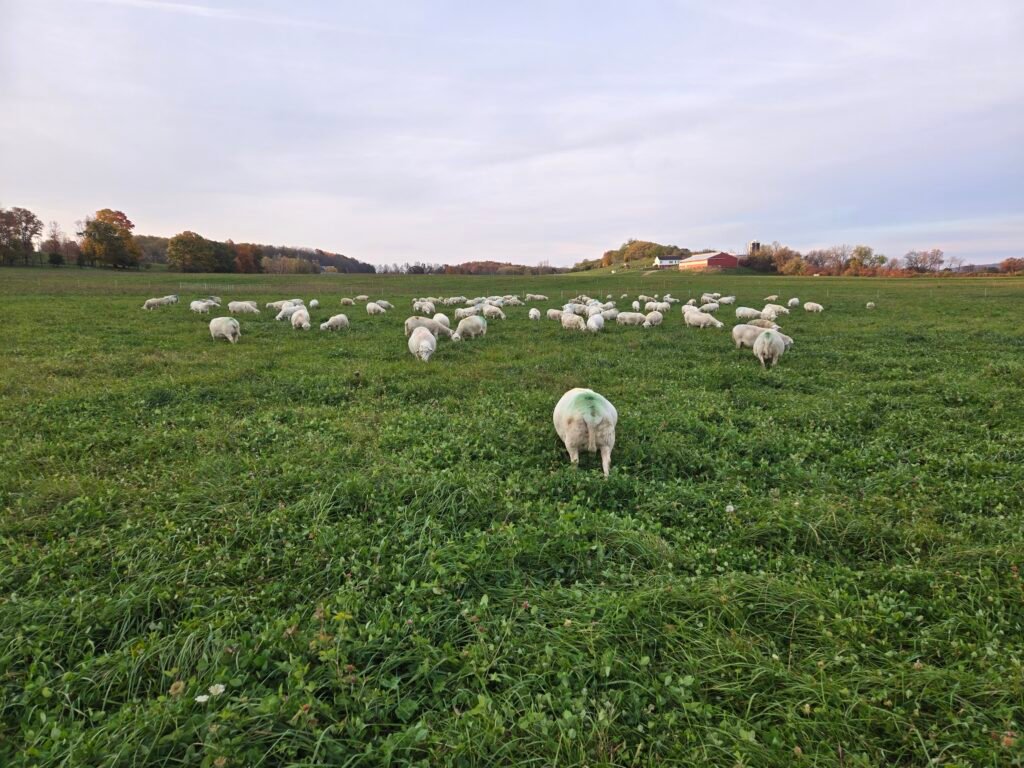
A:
[
  {"left": 195, "top": 694, "right": 210, "bottom": 703},
  {"left": 725, "top": 504, "right": 735, "bottom": 514},
  {"left": 208, "top": 683, "right": 226, "bottom": 696}
]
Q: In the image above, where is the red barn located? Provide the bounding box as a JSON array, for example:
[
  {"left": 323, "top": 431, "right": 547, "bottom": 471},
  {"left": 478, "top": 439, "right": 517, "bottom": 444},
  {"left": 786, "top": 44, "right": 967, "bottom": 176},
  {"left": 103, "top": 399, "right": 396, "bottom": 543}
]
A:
[{"left": 677, "top": 251, "right": 740, "bottom": 271}]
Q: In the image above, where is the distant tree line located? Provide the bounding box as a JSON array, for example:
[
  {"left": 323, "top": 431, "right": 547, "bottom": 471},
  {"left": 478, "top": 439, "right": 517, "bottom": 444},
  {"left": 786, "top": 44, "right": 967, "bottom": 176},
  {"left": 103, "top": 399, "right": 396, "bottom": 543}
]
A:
[
  {"left": 0, "top": 205, "right": 375, "bottom": 273},
  {"left": 572, "top": 239, "right": 690, "bottom": 271},
  {"left": 740, "top": 242, "right": 972, "bottom": 276}
]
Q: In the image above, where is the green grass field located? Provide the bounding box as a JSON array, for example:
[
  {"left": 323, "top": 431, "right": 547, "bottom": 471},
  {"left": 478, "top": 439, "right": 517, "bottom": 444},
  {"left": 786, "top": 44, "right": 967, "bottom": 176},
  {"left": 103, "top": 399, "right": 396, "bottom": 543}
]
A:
[{"left": 2, "top": 268, "right": 1023, "bottom": 766}]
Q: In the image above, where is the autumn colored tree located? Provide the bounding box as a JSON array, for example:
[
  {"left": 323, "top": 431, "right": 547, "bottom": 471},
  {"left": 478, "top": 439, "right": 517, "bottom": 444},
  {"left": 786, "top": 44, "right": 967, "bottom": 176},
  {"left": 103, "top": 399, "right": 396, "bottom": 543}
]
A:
[
  {"left": 166, "top": 231, "right": 216, "bottom": 272},
  {"left": 79, "top": 209, "right": 140, "bottom": 268},
  {"left": 0, "top": 206, "right": 43, "bottom": 266},
  {"left": 1000, "top": 257, "right": 1024, "bottom": 274},
  {"left": 233, "top": 243, "right": 263, "bottom": 273}
]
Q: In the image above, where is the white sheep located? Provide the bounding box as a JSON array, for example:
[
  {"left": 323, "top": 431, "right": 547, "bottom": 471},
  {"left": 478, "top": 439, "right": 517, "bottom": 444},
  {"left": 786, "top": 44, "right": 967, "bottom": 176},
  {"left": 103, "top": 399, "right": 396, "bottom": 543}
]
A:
[
  {"left": 601, "top": 308, "right": 619, "bottom": 321},
  {"left": 586, "top": 314, "right": 605, "bottom": 332},
  {"left": 763, "top": 303, "right": 790, "bottom": 315},
  {"left": 142, "top": 297, "right": 169, "bottom": 310},
  {"left": 787, "top": 297, "right": 800, "bottom": 308},
  {"left": 228, "top": 301, "right": 260, "bottom": 314},
  {"left": 482, "top": 305, "right": 506, "bottom": 320},
  {"left": 190, "top": 299, "right": 215, "bottom": 313},
  {"left": 209, "top": 316, "right": 240, "bottom": 344},
  {"left": 291, "top": 307, "right": 311, "bottom": 330},
  {"left": 804, "top": 302, "right": 824, "bottom": 313},
  {"left": 631, "top": 300, "right": 641, "bottom": 311},
  {"left": 433, "top": 313, "right": 450, "bottom": 328},
  {"left": 275, "top": 303, "right": 302, "bottom": 321},
  {"left": 376, "top": 300, "right": 394, "bottom": 310},
  {"left": 206, "top": 296, "right": 222, "bottom": 305},
  {"left": 732, "top": 324, "right": 793, "bottom": 350},
  {"left": 529, "top": 308, "right": 541, "bottom": 320},
  {"left": 408, "top": 326, "right": 436, "bottom": 361},
  {"left": 684, "top": 311, "right": 724, "bottom": 329},
  {"left": 718, "top": 296, "right": 735, "bottom": 305},
  {"left": 553, "top": 388, "right": 617, "bottom": 477},
  {"left": 366, "top": 302, "right": 386, "bottom": 315},
  {"left": 746, "top": 318, "right": 780, "bottom": 330},
  {"left": 404, "top": 316, "right": 454, "bottom": 339},
  {"left": 309, "top": 299, "right": 320, "bottom": 309},
  {"left": 413, "top": 300, "right": 435, "bottom": 315},
  {"left": 452, "top": 315, "right": 487, "bottom": 341},
  {"left": 866, "top": 302, "right": 876, "bottom": 309},
  {"left": 753, "top": 330, "right": 787, "bottom": 368},
  {"left": 643, "top": 311, "right": 663, "bottom": 328},
  {"left": 355, "top": 294, "right": 369, "bottom": 301},
  {"left": 455, "top": 307, "right": 480, "bottom": 320},
  {"left": 546, "top": 308, "right": 563, "bottom": 321},
  {"left": 525, "top": 293, "right": 549, "bottom": 301},
  {"left": 699, "top": 302, "right": 720, "bottom": 313},
  {"left": 266, "top": 300, "right": 292, "bottom": 310},
  {"left": 764, "top": 294, "right": 779, "bottom": 302},
  {"left": 320, "top": 313, "right": 350, "bottom": 331},
  {"left": 163, "top": 294, "right": 179, "bottom": 304},
  {"left": 616, "top": 312, "right": 646, "bottom": 326},
  {"left": 561, "top": 312, "right": 586, "bottom": 331},
  {"left": 340, "top": 298, "right": 355, "bottom": 306},
  {"left": 734, "top": 306, "right": 762, "bottom": 321}
]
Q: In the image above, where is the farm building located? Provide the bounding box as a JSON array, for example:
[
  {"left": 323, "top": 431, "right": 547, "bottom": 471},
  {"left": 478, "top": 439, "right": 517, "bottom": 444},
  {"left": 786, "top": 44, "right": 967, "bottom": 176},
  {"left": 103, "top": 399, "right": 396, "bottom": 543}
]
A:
[
  {"left": 653, "top": 254, "right": 683, "bottom": 268},
  {"left": 677, "top": 251, "right": 739, "bottom": 271}
]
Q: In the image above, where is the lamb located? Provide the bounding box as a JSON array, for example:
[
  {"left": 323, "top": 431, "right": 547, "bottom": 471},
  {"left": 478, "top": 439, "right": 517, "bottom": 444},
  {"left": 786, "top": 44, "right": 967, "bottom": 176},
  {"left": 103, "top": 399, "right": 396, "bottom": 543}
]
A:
[
  {"left": 632, "top": 301, "right": 641, "bottom": 311},
  {"left": 866, "top": 302, "right": 876, "bottom": 309},
  {"left": 616, "top": 312, "right": 646, "bottom": 326},
  {"left": 408, "top": 327, "right": 437, "bottom": 362},
  {"left": 290, "top": 307, "right": 311, "bottom": 330},
  {"left": 546, "top": 308, "right": 563, "bottom": 321},
  {"left": 561, "top": 312, "right": 586, "bottom": 331},
  {"left": 753, "top": 330, "right": 787, "bottom": 368},
  {"left": 735, "top": 306, "right": 762, "bottom": 321},
  {"left": 309, "top": 299, "right": 320, "bottom": 309},
  {"left": 190, "top": 299, "right": 215, "bottom": 313},
  {"left": 699, "top": 302, "right": 720, "bottom": 313},
  {"left": 404, "top": 316, "right": 454, "bottom": 339},
  {"left": 787, "top": 297, "right": 800, "bottom": 308},
  {"left": 804, "top": 302, "right": 825, "bottom": 313},
  {"left": 732, "top": 324, "right": 793, "bottom": 350},
  {"left": 529, "top": 308, "right": 541, "bottom": 320},
  {"left": 320, "top": 313, "right": 350, "bottom": 331},
  {"left": 209, "top": 316, "right": 240, "bottom": 344},
  {"left": 355, "top": 294, "right": 369, "bottom": 301},
  {"left": 586, "top": 313, "right": 605, "bottom": 332},
  {"left": 643, "top": 311, "right": 663, "bottom": 328},
  {"left": 764, "top": 295, "right": 779, "bottom": 302},
  {"left": 228, "top": 301, "right": 260, "bottom": 314},
  {"left": 143, "top": 297, "right": 170, "bottom": 310},
  {"left": 275, "top": 303, "right": 302, "bottom": 321},
  {"left": 553, "top": 388, "right": 617, "bottom": 477},
  {"left": 684, "top": 311, "right": 724, "bottom": 329},
  {"left": 366, "top": 302, "right": 386, "bottom": 315},
  {"left": 482, "top": 305, "right": 506, "bottom": 320},
  {"left": 452, "top": 315, "right": 487, "bottom": 341},
  {"left": 433, "top": 313, "right": 451, "bottom": 328},
  {"left": 340, "top": 298, "right": 355, "bottom": 306}
]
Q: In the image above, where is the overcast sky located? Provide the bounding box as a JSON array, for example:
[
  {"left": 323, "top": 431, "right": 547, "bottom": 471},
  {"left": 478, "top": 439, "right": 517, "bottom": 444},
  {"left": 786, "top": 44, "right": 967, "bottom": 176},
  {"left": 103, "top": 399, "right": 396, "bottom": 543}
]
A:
[{"left": 2, "top": 1, "right": 1022, "bottom": 266}]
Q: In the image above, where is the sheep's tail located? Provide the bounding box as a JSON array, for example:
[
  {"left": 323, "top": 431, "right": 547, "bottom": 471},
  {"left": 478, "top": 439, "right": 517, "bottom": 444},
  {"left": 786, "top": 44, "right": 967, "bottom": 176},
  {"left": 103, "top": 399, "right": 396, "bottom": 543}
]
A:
[{"left": 579, "top": 393, "right": 600, "bottom": 452}]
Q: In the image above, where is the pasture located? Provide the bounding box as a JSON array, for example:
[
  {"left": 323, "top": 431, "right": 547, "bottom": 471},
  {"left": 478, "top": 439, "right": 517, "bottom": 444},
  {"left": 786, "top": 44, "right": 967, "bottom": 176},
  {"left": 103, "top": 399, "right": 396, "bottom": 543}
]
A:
[{"left": 2, "top": 268, "right": 1023, "bottom": 766}]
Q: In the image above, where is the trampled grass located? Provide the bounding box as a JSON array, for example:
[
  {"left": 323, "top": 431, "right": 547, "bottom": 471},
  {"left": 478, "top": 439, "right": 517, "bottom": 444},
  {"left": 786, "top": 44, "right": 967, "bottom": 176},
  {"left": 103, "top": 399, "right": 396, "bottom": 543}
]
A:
[{"left": 1, "top": 268, "right": 1023, "bottom": 766}]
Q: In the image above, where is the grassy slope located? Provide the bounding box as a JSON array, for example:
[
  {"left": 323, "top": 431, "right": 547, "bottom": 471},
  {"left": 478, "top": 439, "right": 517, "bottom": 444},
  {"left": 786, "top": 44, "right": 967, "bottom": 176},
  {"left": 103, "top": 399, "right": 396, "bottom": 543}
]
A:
[{"left": 1, "top": 268, "right": 1023, "bottom": 766}]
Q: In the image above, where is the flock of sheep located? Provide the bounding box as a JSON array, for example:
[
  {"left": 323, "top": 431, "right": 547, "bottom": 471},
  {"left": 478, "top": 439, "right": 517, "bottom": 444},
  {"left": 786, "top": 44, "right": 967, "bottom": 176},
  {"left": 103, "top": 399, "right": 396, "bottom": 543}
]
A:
[{"left": 140, "top": 287, "right": 855, "bottom": 474}]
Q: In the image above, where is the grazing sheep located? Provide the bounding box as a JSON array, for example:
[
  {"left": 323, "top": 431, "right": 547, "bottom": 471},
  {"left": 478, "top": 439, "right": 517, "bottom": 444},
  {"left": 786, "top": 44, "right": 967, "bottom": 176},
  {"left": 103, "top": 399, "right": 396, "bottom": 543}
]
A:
[
  {"left": 561, "top": 312, "right": 586, "bottom": 331},
  {"left": 746, "top": 318, "right": 780, "bottom": 330},
  {"left": 366, "top": 302, "right": 386, "bottom": 315},
  {"left": 206, "top": 296, "right": 222, "bottom": 305},
  {"left": 700, "top": 293, "right": 716, "bottom": 304},
  {"left": 866, "top": 302, "right": 876, "bottom": 309},
  {"left": 190, "top": 299, "right": 215, "bottom": 313},
  {"left": 452, "top": 315, "right": 487, "bottom": 341},
  {"left": 320, "top": 313, "right": 349, "bottom": 331},
  {"left": 684, "top": 311, "right": 724, "bottom": 329},
  {"left": 753, "top": 330, "right": 787, "bottom": 368},
  {"left": 699, "top": 302, "right": 720, "bottom": 313},
  {"left": 631, "top": 301, "right": 641, "bottom": 311},
  {"left": 455, "top": 307, "right": 480, "bottom": 320},
  {"left": 685, "top": 298, "right": 697, "bottom": 306},
  {"left": 228, "top": 301, "right": 260, "bottom": 314},
  {"left": 209, "top": 317, "right": 240, "bottom": 344},
  {"left": 601, "top": 308, "right": 619, "bottom": 321},
  {"left": 355, "top": 294, "right": 369, "bottom": 301},
  {"left": 586, "top": 313, "right": 605, "bottom": 332},
  {"left": 761, "top": 307, "right": 781, "bottom": 322},
  {"left": 734, "top": 306, "right": 761, "bottom": 321},
  {"left": 732, "top": 324, "right": 793, "bottom": 350},
  {"left": 620, "top": 293, "right": 628, "bottom": 299},
  {"left": 275, "top": 303, "right": 302, "bottom": 321},
  {"left": 266, "top": 300, "right": 293, "bottom": 310},
  {"left": 643, "top": 311, "right": 663, "bottom": 328},
  {"left": 525, "top": 293, "right": 549, "bottom": 301},
  {"left": 142, "top": 297, "right": 170, "bottom": 310},
  {"left": 309, "top": 299, "right": 319, "bottom": 309},
  {"left": 433, "top": 313, "right": 450, "bottom": 328},
  {"left": 546, "top": 308, "right": 563, "bottom": 321},
  {"left": 616, "top": 312, "right": 646, "bottom": 326},
  {"left": 291, "top": 308, "right": 311, "bottom": 330},
  {"left": 482, "top": 305, "right": 506, "bottom": 320},
  {"left": 763, "top": 303, "right": 790, "bottom": 315},
  {"left": 340, "top": 297, "right": 355, "bottom": 306},
  {"left": 553, "top": 388, "right": 617, "bottom": 477},
  {"left": 638, "top": 294, "right": 654, "bottom": 303},
  {"left": 787, "top": 297, "right": 800, "bottom": 308},
  {"left": 404, "top": 316, "right": 454, "bottom": 339},
  {"left": 413, "top": 300, "right": 435, "bottom": 315},
  {"left": 163, "top": 294, "right": 179, "bottom": 304},
  {"left": 804, "top": 302, "right": 825, "bottom": 313},
  {"left": 764, "top": 295, "right": 779, "bottom": 302},
  {"left": 408, "top": 326, "right": 436, "bottom": 361},
  {"left": 587, "top": 305, "right": 604, "bottom": 318},
  {"left": 376, "top": 300, "right": 394, "bottom": 310},
  {"left": 718, "top": 296, "right": 735, "bottom": 305},
  {"left": 529, "top": 308, "right": 541, "bottom": 320}
]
